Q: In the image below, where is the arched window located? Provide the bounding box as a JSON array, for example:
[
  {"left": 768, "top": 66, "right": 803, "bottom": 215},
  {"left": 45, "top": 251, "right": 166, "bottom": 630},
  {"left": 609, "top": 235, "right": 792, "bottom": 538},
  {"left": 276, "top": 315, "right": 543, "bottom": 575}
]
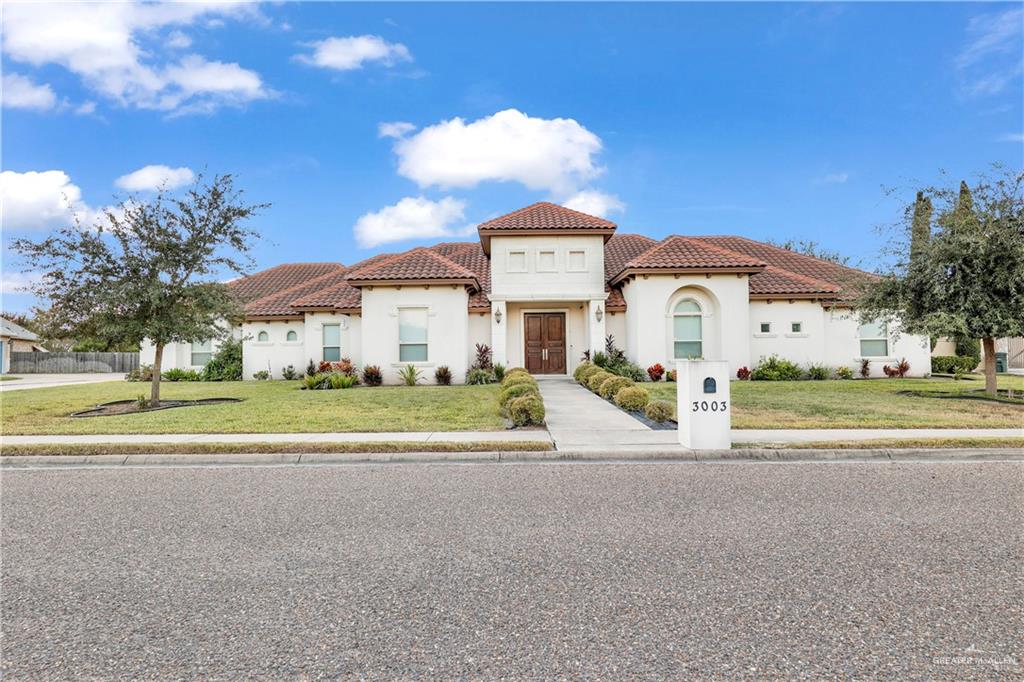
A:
[
  {"left": 257, "top": 331, "right": 269, "bottom": 342},
  {"left": 286, "top": 330, "right": 298, "bottom": 342},
  {"left": 673, "top": 299, "right": 703, "bottom": 359}
]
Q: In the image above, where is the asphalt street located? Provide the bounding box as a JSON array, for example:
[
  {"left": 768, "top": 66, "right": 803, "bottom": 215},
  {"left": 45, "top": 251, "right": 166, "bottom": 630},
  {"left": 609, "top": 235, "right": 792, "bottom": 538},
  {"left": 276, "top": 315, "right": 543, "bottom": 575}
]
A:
[{"left": 2, "top": 461, "right": 1021, "bottom": 679}]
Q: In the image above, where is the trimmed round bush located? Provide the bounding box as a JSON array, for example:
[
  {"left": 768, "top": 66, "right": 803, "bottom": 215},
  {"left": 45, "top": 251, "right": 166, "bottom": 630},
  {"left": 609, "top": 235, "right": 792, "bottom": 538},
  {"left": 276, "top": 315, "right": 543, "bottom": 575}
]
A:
[
  {"left": 599, "top": 375, "right": 634, "bottom": 400},
  {"left": 576, "top": 363, "right": 602, "bottom": 384},
  {"left": 573, "top": 361, "right": 595, "bottom": 382},
  {"left": 587, "top": 371, "right": 614, "bottom": 392},
  {"left": 509, "top": 394, "right": 545, "bottom": 426},
  {"left": 504, "top": 367, "right": 530, "bottom": 379},
  {"left": 501, "top": 373, "right": 537, "bottom": 390},
  {"left": 499, "top": 382, "right": 539, "bottom": 410},
  {"left": 614, "top": 386, "right": 650, "bottom": 411},
  {"left": 644, "top": 399, "right": 674, "bottom": 423}
]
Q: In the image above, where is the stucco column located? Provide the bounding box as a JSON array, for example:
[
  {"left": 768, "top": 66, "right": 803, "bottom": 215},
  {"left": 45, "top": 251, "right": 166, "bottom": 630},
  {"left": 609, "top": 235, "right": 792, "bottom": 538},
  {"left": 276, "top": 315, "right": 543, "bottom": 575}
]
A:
[
  {"left": 491, "top": 300, "right": 508, "bottom": 367},
  {"left": 588, "top": 299, "right": 606, "bottom": 357}
]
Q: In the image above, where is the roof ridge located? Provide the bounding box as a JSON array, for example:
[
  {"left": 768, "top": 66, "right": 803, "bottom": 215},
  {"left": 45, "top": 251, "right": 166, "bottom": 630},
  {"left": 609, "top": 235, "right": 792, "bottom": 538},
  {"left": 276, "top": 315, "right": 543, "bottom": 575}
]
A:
[
  {"left": 697, "top": 235, "right": 877, "bottom": 278},
  {"left": 671, "top": 235, "right": 768, "bottom": 267},
  {"left": 761, "top": 264, "right": 840, "bottom": 292},
  {"left": 346, "top": 246, "right": 479, "bottom": 282}
]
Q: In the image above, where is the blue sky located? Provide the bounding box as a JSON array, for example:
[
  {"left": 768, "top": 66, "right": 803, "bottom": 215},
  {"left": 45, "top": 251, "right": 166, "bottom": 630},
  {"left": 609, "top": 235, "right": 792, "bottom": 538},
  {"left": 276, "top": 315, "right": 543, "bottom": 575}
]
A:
[{"left": 2, "top": 2, "right": 1022, "bottom": 312}]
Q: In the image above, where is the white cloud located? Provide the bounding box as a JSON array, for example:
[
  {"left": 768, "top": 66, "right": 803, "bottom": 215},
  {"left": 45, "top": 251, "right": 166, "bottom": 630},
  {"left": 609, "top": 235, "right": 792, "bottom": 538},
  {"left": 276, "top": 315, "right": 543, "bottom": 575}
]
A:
[
  {"left": 816, "top": 172, "right": 849, "bottom": 185},
  {"left": 75, "top": 101, "right": 97, "bottom": 115},
  {"left": 561, "top": 189, "right": 625, "bottom": 217},
  {"left": 393, "top": 109, "right": 604, "bottom": 194},
  {"left": 1, "top": 73, "right": 57, "bottom": 110},
  {"left": 0, "top": 271, "right": 42, "bottom": 297},
  {"left": 166, "top": 30, "right": 192, "bottom": 49},
  {"left": 0, "top": 170, "right": 86, "bottom": 231},
  {"left": 115, "top": 165, "right": 195, "bottom": 192},
  {"left": 955, "top": 8, "right": 1023, "bottom": 97},
  {"left": 296, "top": 35, "right": 412, "bottom": 71},
  {"left": 354, "top": 196, "right": 468, "bottom": 248},
  {"left": 1, "top": 2, "right": 270, "bottom": 113},
  {"left": 998, "top": 132, "right": 1024, "bottom": 143},
  {"left": 378, "top": 121, "right": 416, "bottom": 139}
]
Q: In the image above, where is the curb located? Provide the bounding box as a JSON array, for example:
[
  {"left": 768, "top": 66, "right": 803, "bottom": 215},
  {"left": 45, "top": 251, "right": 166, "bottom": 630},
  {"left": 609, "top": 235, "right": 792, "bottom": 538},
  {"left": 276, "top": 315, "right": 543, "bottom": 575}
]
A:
[{"left": 1, "top": 448, "right": 1021, "bottom": 468}]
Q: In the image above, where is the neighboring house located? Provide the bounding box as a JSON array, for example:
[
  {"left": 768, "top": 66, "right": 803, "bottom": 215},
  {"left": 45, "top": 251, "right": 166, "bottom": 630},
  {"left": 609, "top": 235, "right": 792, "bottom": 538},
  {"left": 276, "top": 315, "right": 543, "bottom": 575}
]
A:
[
  {"left": 142, "top": 202, "right": 930, "bottom": 382},
  {"left": 0, "top": 318, "right": 47, "bottom": 374}
]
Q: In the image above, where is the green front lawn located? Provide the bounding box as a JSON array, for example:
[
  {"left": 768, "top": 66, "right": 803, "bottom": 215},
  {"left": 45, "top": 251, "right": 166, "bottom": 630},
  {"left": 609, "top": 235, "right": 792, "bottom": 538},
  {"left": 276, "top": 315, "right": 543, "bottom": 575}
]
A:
[
  {"left": 647, "top": 375, "right": 1024, "bottom": 429},
  {"left": 0, "top": 376, "right": 22, "bottom": 381},
  {"left": 0, "top": 381, "right": 506, "bottom": 435}
]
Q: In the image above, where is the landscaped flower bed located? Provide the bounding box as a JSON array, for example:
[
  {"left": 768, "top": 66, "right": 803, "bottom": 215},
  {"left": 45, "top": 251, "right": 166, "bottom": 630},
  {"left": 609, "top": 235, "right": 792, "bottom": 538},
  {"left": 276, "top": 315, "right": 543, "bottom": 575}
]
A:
[{"left": 573, "top": 360, "right": 675, "bottom": 430}]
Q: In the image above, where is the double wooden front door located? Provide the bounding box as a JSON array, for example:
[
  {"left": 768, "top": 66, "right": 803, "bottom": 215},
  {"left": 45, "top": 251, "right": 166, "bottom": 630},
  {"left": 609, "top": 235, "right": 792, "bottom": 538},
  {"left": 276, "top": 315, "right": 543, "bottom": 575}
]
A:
[{"left": 524, "top": 313, "right": 566, "bottom": 375}]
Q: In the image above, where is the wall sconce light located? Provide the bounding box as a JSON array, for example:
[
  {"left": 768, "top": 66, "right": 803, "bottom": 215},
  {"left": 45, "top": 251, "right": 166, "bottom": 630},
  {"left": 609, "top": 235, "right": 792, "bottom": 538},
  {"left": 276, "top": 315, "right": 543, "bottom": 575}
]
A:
[
  {"left": 595, "top": 306, "right": 603, "bottom": 323},
  {"left": 495, "top": 309, "right": 503, "bottom": 324}
]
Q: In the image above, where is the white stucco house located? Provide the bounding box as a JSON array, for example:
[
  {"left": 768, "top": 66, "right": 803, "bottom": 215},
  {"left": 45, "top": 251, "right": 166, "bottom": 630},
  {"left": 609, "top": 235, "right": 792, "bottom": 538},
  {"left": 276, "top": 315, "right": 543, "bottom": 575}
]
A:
[{"left": 142, "top": 202, "right": 930, "bottom": 382}]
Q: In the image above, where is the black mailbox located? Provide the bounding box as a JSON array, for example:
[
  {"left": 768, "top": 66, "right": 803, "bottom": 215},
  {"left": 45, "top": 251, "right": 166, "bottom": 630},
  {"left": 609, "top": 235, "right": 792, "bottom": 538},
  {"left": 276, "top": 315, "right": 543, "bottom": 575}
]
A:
[{"left": 703, "top": 377, "right": 717, "bottom": 394}]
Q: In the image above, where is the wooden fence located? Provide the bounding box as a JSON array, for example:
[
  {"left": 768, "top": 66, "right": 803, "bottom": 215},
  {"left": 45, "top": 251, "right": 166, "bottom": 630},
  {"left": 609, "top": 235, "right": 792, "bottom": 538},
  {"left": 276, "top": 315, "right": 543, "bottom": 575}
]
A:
[{"left": 8, "top": 351, "right": 139, "bottom": 374}]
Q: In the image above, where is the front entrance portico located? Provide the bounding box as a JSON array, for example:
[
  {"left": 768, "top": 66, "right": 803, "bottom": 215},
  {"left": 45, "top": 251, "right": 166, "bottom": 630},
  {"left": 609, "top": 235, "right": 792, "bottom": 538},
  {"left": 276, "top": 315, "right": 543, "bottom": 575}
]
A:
[{"left": 490, "top": 298, "right": 605, "bottom": 375}]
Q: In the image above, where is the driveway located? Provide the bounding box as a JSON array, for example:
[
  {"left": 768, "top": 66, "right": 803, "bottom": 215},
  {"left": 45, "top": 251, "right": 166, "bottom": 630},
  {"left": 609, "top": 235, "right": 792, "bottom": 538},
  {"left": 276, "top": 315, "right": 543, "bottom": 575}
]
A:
[
  {"left": 2, "top": 461, "right": 1020, "bottom": 679},
  {"left": 0, "top": 373, "right": 125, "bottom": 392}
]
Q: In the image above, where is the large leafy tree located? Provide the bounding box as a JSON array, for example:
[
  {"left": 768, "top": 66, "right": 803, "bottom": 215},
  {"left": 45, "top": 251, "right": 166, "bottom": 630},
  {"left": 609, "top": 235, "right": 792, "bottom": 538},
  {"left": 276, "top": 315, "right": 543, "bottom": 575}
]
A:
[
  {"left": 858, "top": 168, "right": 1024, "bottom": 395},
  {"left": 12, "top": 174, "right": 265, "bottom": 405}
]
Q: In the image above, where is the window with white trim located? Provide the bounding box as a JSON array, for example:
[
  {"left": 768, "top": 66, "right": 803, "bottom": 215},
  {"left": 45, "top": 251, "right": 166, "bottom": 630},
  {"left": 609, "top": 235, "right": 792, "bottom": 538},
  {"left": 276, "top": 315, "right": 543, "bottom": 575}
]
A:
[
  {"left": 791, "top": 322, "right": 802, "bottom": 333},
  {"left": 286, "top": 330, "right": 298, "bottom": 342},
  {"left": 322, "top": 324, "right": 341, "bottom": 362},
  {"left": 859, "top": 321, "right": 888, "bottom": 357},
  {"left": 507, "top": 249, "right": 527, "bottom": 273},
  {"left": 257, "top": 331, "right": 269, "bottom": 342},
  {"left": 398, "top": 308, "right": 428, "bottom": 362},
  {"left": 759, "top": 322, "right": 771, "bottom": 333},
  {"left": 537, "top": 249, "right": 556, "bottom": 272},
  {"left": 191, "top": 339, "right": 212, "bottom": 366},
  {"left": 567, "top": 250, "right": 587, "bottom": 271},
  {"left": 672, "top": 300, "right": 703, "bottom": 359}
]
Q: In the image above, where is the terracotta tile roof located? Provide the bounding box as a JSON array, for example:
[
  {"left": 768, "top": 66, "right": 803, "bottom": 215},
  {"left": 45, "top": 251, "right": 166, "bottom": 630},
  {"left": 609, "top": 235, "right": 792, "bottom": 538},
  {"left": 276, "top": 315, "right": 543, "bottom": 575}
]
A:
[
  {"left": 610, "top": 235, "right": 766, "bottom": 282},
  {"left": 605, "top": 287, "right": 627, "bottom": 312},
  {"left": 478, "top": 202, "right": 617, "bottom": 232},
  {"left": 691, "top": 236, "right": 875, "bottom": 299},
  {"left": 288, "top": 253, "right": 395, "bottom": 311},
  {"left": 604, "top": 233, "right": 658, "bottom": 284},
  {"left": 244, "top": 269, "right": 350, "bottom": 317},
  {"left": 431, "top": 243, "right": 492, "bottom": 310},
  {"left": 230, "top": 263, "right": 343, "bottom": 303},
  {"left": 345, "top": 247, "right": 481, "bottom": 289}
]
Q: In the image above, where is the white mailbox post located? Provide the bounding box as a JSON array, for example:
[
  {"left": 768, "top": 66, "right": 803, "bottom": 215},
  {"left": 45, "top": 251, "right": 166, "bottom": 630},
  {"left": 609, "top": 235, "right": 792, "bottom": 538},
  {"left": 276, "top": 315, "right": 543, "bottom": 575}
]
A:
[{"left": 676, "top": 360, "right": 732, "bottom": 449}]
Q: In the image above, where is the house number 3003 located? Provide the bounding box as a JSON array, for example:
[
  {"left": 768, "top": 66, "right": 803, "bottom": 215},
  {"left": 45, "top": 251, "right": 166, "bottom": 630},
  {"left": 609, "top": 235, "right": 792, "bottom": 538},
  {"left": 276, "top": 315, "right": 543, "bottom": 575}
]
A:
[{"left": 692, "top": 400, "right": 728, "bottom": 413}]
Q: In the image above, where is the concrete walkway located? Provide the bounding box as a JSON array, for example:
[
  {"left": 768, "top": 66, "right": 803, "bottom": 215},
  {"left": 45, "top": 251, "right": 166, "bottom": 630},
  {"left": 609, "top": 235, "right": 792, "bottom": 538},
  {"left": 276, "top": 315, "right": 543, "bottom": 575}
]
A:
[
  {"left": 0, "top": 374, "right": 125, "bottom": 392},
  {"left": 535, "top": 375, "right": 654, "bottom": 450}
]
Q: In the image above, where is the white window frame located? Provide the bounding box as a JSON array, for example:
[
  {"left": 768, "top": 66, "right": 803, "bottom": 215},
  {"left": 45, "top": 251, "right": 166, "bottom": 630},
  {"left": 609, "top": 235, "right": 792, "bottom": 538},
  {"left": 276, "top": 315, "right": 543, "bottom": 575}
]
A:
[
  {"left": 191, "top": 339, "right": 213, "bottom": 366},
  {"left": 859, "top": 321, "right": 889, "bottom": 357},
  {"left": 286, "top": 330, "right": 298, "bottom": 342},
  {"left": 322, "top": 324, "right": 341, "bottom": 362},
  {"left": 536, "top": 249, "right": 557, "bottom": 272},
  {"left": 790, "top": 322, "right": 802, "bottom": 333},
  {"left": 567, "top": 249, "right": 587, "bottom": 272},
  {"left": 759, "top": 322, "right": 771, "bottom": 333},
  {"left": 672, "top": 299, "right": 703, "bottom": 359},
  {"left": 398, "top": 307, "right": 429, "bottom": 363},
  {"left": 507, "top": 249, "right": 527, "bottom": 273},
  {"left": 256, "top": 330, "right": 269, "bottom": 343}
]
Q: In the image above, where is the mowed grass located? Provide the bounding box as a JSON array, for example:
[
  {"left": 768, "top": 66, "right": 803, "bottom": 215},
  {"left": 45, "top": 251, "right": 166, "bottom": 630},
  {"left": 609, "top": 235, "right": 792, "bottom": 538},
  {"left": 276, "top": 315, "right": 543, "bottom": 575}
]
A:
[
  {"left": 647, "top": 374, "right": 1024, "bottom": 429},
  {"left": 0, "top": 381, "right": 506, "bottom": 435}
]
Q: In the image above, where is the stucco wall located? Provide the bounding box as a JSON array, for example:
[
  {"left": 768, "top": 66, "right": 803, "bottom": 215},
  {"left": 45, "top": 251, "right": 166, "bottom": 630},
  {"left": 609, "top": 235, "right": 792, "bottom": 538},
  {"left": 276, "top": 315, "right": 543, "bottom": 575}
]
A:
[
  {"left": 300, "top": 312, "right": 359, "bottom": 372},
  {"left": 241, "top": 319, "right": 307, "bottom": 379},
  {"left": 823, "top": 308, "right": 931, "bottom": 377},
  {"left": 748, "top": 301, "right": 826, "bottom": 367},
  {"left": 605, "top": 311, "right": 626, "bottom": 352},
  {"left": 489, "top": 235, "right": 606, "bottom": 301},
  {"left": 140, "top": 334, "right": 233, "bottom": 372},
  {"left": 467, "top": 311, "right": 491, "bottom": 368},
  {"left": 360, "top": 285, "right": 469, "bottom": 384},
  {"left": 621, "top": 274, "right": 751, "bottom": 374}
]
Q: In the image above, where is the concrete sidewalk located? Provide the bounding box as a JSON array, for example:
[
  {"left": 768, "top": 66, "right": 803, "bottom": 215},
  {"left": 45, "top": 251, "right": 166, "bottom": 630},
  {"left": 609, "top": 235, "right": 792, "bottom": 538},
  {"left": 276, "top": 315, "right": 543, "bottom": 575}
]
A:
[
  {"left": 0, "top": 374, "right": 125, "bottom": 392},
  {"left": 2, "top": 428, "right": 1019, "bottom": 448}
]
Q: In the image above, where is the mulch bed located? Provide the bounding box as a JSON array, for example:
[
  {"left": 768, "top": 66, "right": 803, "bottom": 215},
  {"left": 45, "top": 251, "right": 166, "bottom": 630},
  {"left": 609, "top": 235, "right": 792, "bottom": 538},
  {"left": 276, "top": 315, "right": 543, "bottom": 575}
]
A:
[{"left": 70, "top": 398, "right": 241, "bottom": 418}]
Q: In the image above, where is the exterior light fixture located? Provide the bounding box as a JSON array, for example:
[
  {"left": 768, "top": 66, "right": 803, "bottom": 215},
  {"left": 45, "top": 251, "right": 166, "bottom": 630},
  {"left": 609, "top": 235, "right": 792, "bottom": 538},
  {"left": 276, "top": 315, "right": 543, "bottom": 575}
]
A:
[
  {"left": 495, "top": 309, "right": 503, "bottom": 324},
  {"left": 595, "top": 306, "right": 603, "bottom": 322}
]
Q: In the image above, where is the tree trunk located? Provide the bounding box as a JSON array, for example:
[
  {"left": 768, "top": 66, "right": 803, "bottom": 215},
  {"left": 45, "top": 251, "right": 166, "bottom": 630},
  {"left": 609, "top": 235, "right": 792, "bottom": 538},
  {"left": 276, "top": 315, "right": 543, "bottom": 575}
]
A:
[
  {"left": 151, "top": 343, "right": 164, "bottom": 407},
  {"left": 982, "top": 337, "right": 997, "bottom": 397}
]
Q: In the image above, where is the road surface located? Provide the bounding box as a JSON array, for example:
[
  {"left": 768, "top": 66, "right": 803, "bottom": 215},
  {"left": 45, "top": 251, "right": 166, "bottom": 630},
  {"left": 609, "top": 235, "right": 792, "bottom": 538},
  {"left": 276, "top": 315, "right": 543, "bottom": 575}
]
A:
[{"left": 2, "top": 461, "right": 1021, "bottom": 679}]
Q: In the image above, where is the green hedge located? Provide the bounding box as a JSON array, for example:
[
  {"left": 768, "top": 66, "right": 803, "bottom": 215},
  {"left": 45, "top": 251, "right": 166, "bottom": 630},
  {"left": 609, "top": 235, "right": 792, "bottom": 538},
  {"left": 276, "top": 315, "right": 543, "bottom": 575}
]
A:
[{"left": 931, "top": 355, "right": 977, "bottom": 374}]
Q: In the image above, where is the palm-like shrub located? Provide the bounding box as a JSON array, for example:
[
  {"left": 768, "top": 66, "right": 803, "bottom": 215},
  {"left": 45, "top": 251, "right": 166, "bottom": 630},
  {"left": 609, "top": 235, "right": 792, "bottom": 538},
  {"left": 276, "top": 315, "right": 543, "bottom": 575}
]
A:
[
  {"left": 398, "top": 364, "right": 422, "bottom": 386},
  {"left": 599, "top": 375, "right": 634, "bottom": 400},
  {"left": 614, "top": 386, "right": 650, "bottom": 411},
  {"left": 435, "top": 366, "right": 452, "bottom": 385},
  {"left": 361, "top": 365, "right": 383, "bottom": 386}
]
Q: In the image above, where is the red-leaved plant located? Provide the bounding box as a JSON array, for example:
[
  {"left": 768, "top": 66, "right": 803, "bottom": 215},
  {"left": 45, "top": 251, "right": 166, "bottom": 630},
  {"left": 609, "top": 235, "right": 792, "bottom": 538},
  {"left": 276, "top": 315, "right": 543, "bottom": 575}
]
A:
[
  {"left": 883, "top": 358, "right": 910, "bottom": 378},
  {"left": 736, "top": 366, "right": 752, "bottom": 380},
  {"left": 647, "top": 363, "right": 665, "bottom": 382}
]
